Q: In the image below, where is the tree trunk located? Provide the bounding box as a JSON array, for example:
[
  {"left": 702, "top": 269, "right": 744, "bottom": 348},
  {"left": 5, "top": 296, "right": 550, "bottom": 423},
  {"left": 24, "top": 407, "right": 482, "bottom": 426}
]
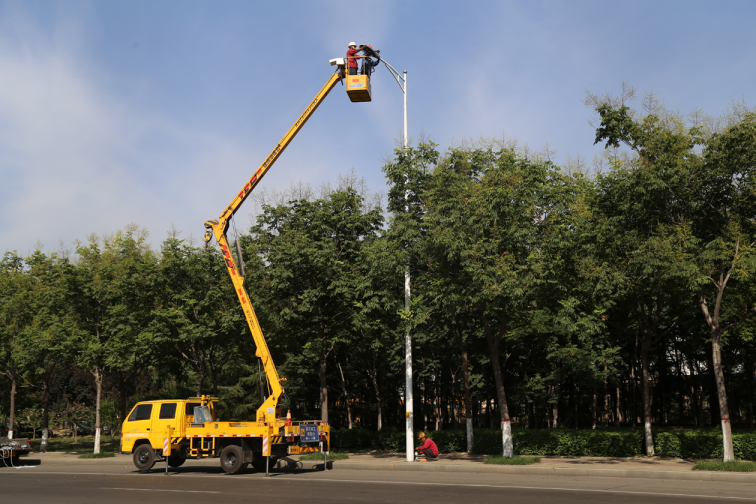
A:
[
  {"left": 487, "top": 396, "right": 493, "bottom": 429},
  {"left": 436, "top": 368, "right": 443, "bottom": 430},
  {"left": 574, "top": 381, "right": 579, "bottom": 429},
  {"left": 641, "top": 338, "right": 654, "bottom": 456},
  {"left": 699, "top": 289, "right": 735, "bottom": 460},
  {"left": 119, "top": 372, "right": 127, "bottom": 444},
  {"left": 632, "top": 336, "right": 638, "bottom": 425},
  {"left": 449, "top": 369, "right": 458, "bottom": 429},
  {"left": 448, "top": 321, "right": 473, "bottom": 452},
  {"left": 337, "top": 363, "right": 352, "bottom": 429},
  {"left": 8, "top": 375, "right": 16, "bottom": 439},
  {"left": 481, "top": 311, "right": 512, "bottom": 457},
  {"left": 603, "top": 366, "right": 609, "bottom": 426},
  {"left": 368, "top": 363, "right": 383, "bottom": 431},
  {"left": 211, "top": 366, "right": 219, "bottom": 397},
  {"left": 615, "top": 383, "right": 622, "bottom": 427},
  {"left": 553, "top": 397, "right": 559, "bottom": 429},
  {"left": 41, "top": 381, "right": 49, "bottom": 452},
  {"left": 547, "top": 396, "right": 553, "bottom": 429},
  {"left": 712, "top": 332, "right": 734, "bottom": 461},
  {"left": 751, "top": 352, "right": 756, "bottom": 429},
  {"left": 196, "top": 360, "right": 205, "bottom": 397},
  {"left": 94, "top": 369, "right": 103, "bottom": 454},
  {"left": 319, "top": 353, "right": 328, "bottom": 423},
  {"left": 592, "top": 386, "right": 597, "bottom": 429}
]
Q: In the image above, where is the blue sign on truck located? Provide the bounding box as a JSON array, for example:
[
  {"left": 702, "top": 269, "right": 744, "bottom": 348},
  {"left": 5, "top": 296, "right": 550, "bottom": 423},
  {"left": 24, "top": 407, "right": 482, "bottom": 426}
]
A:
[{"left": 301, "top": 425, "right": 319, "bottom": 443}]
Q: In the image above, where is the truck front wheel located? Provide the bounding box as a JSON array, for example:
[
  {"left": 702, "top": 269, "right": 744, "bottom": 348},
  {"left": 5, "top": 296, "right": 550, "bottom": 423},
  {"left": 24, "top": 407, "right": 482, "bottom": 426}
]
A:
[
  {"left": 133, "top": 444, "right": 156, "bottom": 471},
  {"left": 220, "top": 445, "right": 245, "bottom": 474}
]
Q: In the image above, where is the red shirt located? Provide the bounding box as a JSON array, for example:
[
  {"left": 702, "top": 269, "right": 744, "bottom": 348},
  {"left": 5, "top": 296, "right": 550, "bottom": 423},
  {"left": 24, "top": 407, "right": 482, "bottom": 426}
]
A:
[
  {"left": 417, "top": 438, "right": 438, "bottom": 457},
  {"left": 346, "top": 48, "right": 360, "bottom": 68}
]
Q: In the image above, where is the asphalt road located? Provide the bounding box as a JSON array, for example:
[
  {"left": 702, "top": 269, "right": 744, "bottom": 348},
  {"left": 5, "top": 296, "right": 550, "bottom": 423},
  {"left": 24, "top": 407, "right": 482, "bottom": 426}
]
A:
[{"left": 2, "top": 460, "right": 756, "bottom": 503}]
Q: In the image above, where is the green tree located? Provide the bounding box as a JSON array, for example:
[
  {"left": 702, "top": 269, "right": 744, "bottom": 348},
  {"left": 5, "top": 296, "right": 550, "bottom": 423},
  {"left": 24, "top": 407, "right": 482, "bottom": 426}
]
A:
[
  {"left": 67, "top": 230, "right": 157, "bottom": 454},
  {"left": 0, "top": 252, "right": 37, "bottom": 440},
  {"left": 421, "top": 145, "right": 577, "bottom": 456},
  {"left": 682, "top": 114, "right": 756, "bottom": 461},
  {"left": 19, "top": 250, "right": 76, "bottom": 451},
  {"left": 252, "top": 188, "right": 383, "bottom": 422},
  {"left": 153, "top": 237, "right": 245, "bottom": 399}
]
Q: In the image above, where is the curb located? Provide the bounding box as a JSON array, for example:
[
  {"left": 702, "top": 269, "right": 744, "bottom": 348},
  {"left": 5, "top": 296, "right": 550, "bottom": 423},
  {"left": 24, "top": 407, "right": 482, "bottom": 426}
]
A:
[{"left": 326, "top": 461, "right": 756, "bottom": 483}]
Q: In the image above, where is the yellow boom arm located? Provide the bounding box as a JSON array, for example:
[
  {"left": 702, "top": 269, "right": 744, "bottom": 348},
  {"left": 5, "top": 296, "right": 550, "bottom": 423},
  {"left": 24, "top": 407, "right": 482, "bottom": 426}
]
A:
[{"left": 204, "top": 68, "right": 344, "bottom": 423}]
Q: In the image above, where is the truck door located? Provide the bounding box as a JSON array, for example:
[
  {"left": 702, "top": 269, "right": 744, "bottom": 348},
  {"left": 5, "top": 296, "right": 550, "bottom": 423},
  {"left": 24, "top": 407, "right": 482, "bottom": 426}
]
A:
[
  {"left": 151, "top": 402, "right": 180, "bottom": 448},
  {"left": 123, "top": 403, "right": 154, "bottom": 448}
]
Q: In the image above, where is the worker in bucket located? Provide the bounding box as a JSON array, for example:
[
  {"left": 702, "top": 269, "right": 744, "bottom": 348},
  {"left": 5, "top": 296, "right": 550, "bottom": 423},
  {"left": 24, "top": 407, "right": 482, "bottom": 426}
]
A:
[
  {"left": 361, "top": 45, "right": 380, "bottom": 75},
  {"left": 415, "top": 431, "right": 439, "bottom": 462},
  {"left": 346, "top": 42, "right": 364, "bottom": 75}
]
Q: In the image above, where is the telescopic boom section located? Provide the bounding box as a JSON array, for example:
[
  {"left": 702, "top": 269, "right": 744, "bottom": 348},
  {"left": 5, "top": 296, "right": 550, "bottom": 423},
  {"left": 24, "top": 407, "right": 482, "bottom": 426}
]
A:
[{"left": 204, "top": 69, "right": 344, "bottom": 424}]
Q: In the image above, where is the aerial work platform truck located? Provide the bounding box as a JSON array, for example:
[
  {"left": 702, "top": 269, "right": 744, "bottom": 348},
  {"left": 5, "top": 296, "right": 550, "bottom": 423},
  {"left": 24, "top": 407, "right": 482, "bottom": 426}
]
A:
[{"left": 122, "top": 52, "right": 382, "bottom": 474}]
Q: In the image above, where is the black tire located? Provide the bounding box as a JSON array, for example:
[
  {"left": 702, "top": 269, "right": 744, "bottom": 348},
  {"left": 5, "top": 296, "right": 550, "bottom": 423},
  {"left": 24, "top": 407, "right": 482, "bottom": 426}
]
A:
[
  {"left": 167, "top": 455, "right": 186, "bottom": 468},
  {"left": 132, "top": 444, "right": 156, "bottom": 471},
  {"left": 220, "top": 445, "right": 245, "bottom": 474}
]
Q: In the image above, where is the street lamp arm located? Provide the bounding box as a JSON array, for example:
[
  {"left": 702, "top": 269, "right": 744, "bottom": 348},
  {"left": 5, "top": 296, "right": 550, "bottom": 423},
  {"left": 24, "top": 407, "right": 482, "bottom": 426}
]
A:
[{"left": 382, "top": 59, "right": 406, "bottom": 94}]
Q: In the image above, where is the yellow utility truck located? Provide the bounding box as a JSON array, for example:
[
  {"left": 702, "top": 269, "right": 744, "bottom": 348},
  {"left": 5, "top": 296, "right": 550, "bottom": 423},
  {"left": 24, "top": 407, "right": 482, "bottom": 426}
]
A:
[
  {"left": 122, "top": 395, "right": 328, "bottom": 473},
  {"left": 122, "top": 54, "right": 378, "bottom": 474}
]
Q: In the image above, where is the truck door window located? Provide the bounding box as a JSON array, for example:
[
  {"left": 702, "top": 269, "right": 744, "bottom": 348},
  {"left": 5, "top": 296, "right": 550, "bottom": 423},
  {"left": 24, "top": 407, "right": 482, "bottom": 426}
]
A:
[
  {"left": 159, "top": 403, "right": 177, "bottom": 420},
  {"left": 127, "top": 404, "right": 153, "bottom": 422}
]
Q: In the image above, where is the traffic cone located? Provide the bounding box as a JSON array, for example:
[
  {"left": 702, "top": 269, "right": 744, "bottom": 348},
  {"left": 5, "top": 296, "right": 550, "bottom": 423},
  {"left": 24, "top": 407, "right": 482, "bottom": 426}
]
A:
[{"left": 285, "top": 410, "right": 292, "bottom": 426}]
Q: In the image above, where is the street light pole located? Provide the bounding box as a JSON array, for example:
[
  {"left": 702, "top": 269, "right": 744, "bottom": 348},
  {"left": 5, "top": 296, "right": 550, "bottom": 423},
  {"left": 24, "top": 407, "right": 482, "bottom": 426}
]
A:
[
  {"left": 402, "top": 70, "right": 413, "bottom": 464},
  {"left": 383, "top": 62, "right": 413, "bottom": 463}
]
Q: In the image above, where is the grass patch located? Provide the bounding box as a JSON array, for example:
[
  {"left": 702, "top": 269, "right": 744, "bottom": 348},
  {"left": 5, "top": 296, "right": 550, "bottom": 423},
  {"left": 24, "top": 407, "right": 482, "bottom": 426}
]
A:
[
  {"left": 78, "top": 452, "right": 116, "bottom": 459},
  {"left": 299, "top": 452, "right": 349, "bottom": 461},
  {"left": 484, "top": 455, "right": 541, "bottom": 465},
  {"left": 692, "top": 460, "right": 756, "bottom": 472}
]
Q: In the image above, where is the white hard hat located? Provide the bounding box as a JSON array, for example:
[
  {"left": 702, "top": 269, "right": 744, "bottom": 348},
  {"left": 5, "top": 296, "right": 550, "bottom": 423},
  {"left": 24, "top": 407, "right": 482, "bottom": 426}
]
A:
[{"left": 348, "top": 41, "right": 356, "bottom": 47}]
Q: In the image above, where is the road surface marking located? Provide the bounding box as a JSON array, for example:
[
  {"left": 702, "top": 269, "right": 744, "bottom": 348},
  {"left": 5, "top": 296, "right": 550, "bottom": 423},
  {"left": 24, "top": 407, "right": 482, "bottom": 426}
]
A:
[{"left": 102, "top": 488, "right": 220, "bottom": 494}]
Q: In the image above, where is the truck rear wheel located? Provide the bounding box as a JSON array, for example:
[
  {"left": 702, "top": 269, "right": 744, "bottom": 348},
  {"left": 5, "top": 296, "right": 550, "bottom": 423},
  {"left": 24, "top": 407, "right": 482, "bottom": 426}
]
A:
[
  {"left": 220, "top": 445, "right": 245, "bottom": 474},
  {"left": 133, "top": 444, "right": 156, "bottom": 471}
]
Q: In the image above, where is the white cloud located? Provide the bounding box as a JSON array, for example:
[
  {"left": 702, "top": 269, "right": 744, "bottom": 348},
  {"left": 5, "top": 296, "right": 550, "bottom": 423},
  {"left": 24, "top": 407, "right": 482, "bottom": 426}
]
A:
[{"left": 0, "top": 10, "right": 258, "bottom": 253}]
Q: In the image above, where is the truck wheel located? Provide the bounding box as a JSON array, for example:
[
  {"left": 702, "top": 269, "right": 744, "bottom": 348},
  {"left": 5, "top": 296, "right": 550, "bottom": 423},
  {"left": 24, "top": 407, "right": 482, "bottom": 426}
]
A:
[
  {"left": 220, "top": 445, "right": 245, "bottom": 474},
  {"left": 167, "top": 456, "right": 186, "bottom": 468},
  {"left": 133, "top": 444, "right": 156, "bottom": 471}
]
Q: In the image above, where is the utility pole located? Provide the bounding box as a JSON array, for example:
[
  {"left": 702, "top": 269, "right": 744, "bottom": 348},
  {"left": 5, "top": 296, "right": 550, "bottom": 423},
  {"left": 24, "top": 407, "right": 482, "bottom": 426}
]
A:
[
  {"left": 402, "top": 70, "right": 413, "bottom": 463},
  {"left": 384, "top": 61, "right": 412, "bottom": 462}
]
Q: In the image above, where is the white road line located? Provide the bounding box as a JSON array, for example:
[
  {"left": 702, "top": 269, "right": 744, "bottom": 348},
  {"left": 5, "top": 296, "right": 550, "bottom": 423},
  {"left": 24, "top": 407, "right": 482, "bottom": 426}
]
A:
[
  {"left": 102, "top": 488, "right": 220, "bottom": 494},
  {"left": 271, "top": 476, "right": 756, "bottom": 501}
]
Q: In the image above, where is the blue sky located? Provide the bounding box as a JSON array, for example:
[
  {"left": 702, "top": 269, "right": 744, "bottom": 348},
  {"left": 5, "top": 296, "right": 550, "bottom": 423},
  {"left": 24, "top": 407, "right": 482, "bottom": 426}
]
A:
[{"left": 2, "top": 0, "right": 754, "bottom": 253}]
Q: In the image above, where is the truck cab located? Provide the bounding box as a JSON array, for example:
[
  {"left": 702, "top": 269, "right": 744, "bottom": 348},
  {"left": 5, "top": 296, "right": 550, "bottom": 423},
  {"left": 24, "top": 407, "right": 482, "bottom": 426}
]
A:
[{"left": 122, "top": 399, "right": 201, "bottom": 454}]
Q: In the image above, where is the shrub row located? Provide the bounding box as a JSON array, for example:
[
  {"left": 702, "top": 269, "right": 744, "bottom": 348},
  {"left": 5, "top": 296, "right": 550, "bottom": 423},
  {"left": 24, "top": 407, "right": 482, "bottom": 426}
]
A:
[{"left": 330, "top": 428, "right": 756, "bottom": 459}]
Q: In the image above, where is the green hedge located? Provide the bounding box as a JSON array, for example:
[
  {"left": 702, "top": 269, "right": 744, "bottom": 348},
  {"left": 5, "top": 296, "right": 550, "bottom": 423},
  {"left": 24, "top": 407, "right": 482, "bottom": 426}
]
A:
[{"left": 330, "top": 427, "right": 756, "bottom": 459}]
